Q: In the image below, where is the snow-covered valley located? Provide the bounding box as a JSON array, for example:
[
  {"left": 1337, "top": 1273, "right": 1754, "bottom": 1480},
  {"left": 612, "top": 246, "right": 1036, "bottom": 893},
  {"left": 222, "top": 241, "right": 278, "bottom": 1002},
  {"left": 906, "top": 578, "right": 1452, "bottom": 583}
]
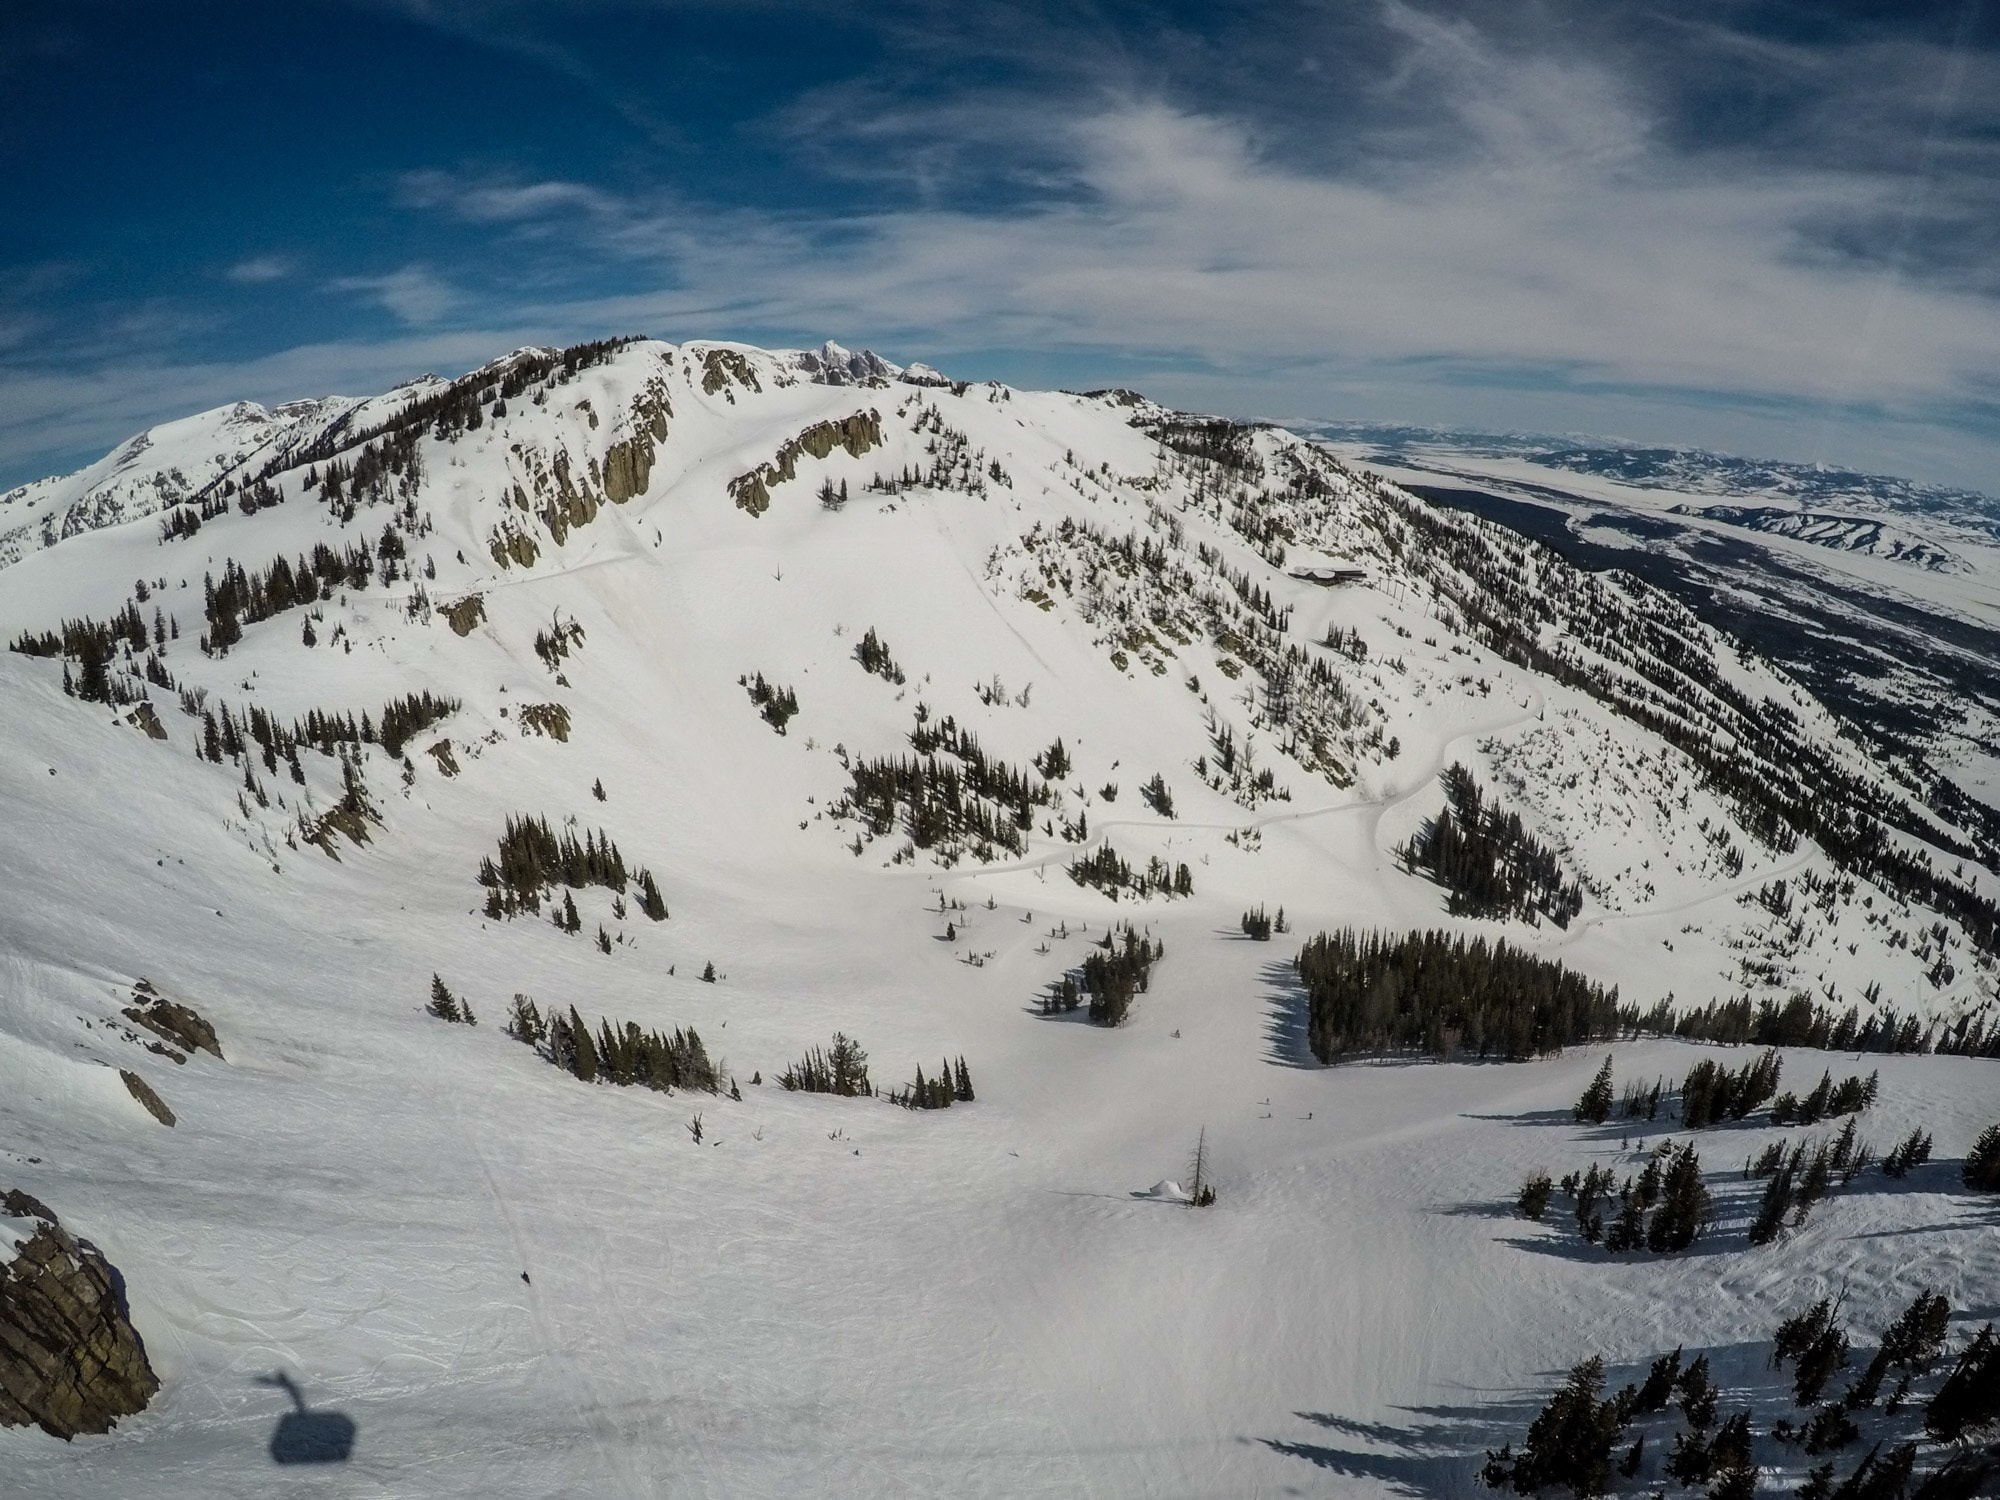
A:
[{"left": 2, "top": 338, "right": 1997, "bottom": 1497}]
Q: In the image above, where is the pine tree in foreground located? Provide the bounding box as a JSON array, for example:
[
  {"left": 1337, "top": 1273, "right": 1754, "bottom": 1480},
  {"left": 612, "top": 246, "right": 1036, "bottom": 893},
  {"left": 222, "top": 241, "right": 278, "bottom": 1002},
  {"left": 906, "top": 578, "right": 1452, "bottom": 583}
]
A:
[{"left": 1963, "top": 1123, "right": 2000, "bottom": 1191}]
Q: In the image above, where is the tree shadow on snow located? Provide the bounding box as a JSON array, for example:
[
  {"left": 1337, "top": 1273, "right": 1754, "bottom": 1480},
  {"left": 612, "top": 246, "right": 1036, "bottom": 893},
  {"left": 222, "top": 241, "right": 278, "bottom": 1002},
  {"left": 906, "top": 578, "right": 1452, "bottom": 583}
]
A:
[
  {"left": 256, "top": 1371, "right": 356, "bottom": 1465},
  {"left": 1258, "top": 1395, "right": 1540, "bottom": 1497},
  {"left": 1257, "top": 958, "right": 1319, "bottom": 1069}
]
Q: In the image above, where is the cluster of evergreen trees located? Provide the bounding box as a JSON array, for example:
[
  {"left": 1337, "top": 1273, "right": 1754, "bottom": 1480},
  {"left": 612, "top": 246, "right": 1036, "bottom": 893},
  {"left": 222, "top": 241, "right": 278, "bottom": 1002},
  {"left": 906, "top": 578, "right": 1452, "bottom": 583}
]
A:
[
  {"left": 200, "top": 542, "right": 379, "bottom": 653},
  {"left": 1298, "top": 928, "right": 1625, "bottom": 1063},
  {"left": 1066, "top": 844, "right": 1194, "bottom": 901},
  {"left": 840, "top": 709, "right": 1056, "bottom": 863},
  {"left": 1526, "top": 1141, "right": 1711, "bottom": 1254},
  {"left": 13, "top": 601, "right": 162, "bottom": 707},
  {"left": 1080, "top": 924, "right": 1164, "bottom": 1026},
  {"left": 1680, "top": 1050, "right": 1785, "bottom": 1127},
  {"left": 778, "top": 1033, "right": 872, "bottom": 1096},
  {"left": 477, "top": 814, "right": 664, "bottom": 921},
  {"left": 852, "top": 627, "right": 905, "bottom": 684},
  {"left": 376, "top": 691, "right": 460, "bottom": 757},
  {"left": 1240, "top": 904, "right": 1288, "bottom": 941},
  {"left": 741, "top": 672, "right": 799, "bottom": 734},
  {"left": 426, "top": 974, "right": 477, "bottom": 1025},
  {"left": 503, "top": 995, "right": 717, "bottom": 1094},
  {"left": 1485, "top": 1285, "right": 1998, "bottom": 1498},
  {"left": 890, "top": 1057, "right": 974, "bottom": 1109},
  {"left": 1597, "top": 987, "right": 1996, "bottom": 1060},
  {"left": 1746, "top": 1117, "right": 1874, "bottom": 1245},
  {"left": 1772, "top": 1068, "right": 1879, "bottom": 1127},
  {"left": 1881, "top": 1127, "right": 1934, "bottom": 1179},
  {"left": 533, "top": 615, "right": 584, "bottom": 671},
  {"left": 1401, "top": 763, "right": 1583, "bottom": 927},
  {"left": 157, "top": 490, "right": 231, "bottom": 541}
]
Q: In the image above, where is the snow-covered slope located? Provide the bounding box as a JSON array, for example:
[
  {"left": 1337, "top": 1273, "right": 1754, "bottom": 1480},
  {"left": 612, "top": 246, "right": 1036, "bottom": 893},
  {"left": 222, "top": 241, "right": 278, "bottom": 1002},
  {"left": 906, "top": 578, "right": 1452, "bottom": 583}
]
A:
[{"left": 2, "top": 338, "right": 1996, "bottom": 1496}]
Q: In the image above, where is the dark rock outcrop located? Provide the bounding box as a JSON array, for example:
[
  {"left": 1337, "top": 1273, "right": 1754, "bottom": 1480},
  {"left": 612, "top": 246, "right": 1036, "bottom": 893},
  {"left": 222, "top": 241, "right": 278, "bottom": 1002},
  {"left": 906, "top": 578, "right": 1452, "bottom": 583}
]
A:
[
  {"left": 118, "top": 1071, "right": 175, "bottom": 1128},
  {"left": 0, "top": 1191, "right": 158, "bottom": 1439},
  {"left": 122, "top": 979, "right": 222, "bottom": 1060}
]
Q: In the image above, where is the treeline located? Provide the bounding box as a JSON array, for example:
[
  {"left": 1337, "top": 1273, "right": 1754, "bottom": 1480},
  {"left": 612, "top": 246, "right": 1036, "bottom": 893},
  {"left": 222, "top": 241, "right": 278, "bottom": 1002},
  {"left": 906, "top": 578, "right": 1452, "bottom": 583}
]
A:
[
  {"left": 1298, "top": 928, "right": 1624, "bottom": 1063},
  {"left": 1575, "top": 1050, "right": 1878, "bottom": 1131},
  {"left": 1402, "top": 763, "right": 1583, "bottom": 927},
  {"left": 1483, "top": 1287, "right": 1999, "bottom": 1497},
  {"left": 263, "top": 336, "right": 638, "bottom": 487},
  {"left": 1635, "top": 989, "right": 2000, "bottom": 1059},
  {"left": 504, "top": 995, "right": 717, "bottom": 1094}
]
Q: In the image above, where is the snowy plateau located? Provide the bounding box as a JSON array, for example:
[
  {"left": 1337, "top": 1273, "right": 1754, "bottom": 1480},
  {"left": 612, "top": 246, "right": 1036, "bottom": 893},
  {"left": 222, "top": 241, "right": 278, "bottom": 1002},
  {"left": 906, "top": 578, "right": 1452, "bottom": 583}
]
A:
[{"left": 0, "top": 336, "right": 1996, "bottom": 1498}]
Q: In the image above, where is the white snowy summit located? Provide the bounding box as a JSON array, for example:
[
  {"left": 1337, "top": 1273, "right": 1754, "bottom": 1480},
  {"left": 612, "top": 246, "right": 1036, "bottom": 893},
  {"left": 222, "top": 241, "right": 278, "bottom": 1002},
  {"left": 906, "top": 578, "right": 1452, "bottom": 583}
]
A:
[{"left": 1, "top": 334, "right": 1996, "bottom": 1497}]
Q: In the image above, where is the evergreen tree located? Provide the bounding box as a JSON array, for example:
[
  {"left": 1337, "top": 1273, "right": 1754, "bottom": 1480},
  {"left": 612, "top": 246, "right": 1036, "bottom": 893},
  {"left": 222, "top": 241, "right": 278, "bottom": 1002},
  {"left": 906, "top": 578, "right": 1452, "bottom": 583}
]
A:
[
  {"left": 1517, "top": 1171, "right": 1553, "bottom": 1220},
  {"left": 1963, "top": 1123, "right": 2000, "bottom": 1191},
  {"left": 1925, "top": 1324, "right": 2000, "bottom": 1442},
  {"left": 1481, "top": 1356, "right": 1623, "bottom": 1497},
  {"left": 1646, "top": 1145, "right": 1710, "bottom": 1252},
  {"left": 568, "top": 1007, "right": 598, "bottom": 1082},
  {"left": 1575, "top": 1055, "right": 1615, "bottom": 1124},
  {"left": 426, "top": 973, "right": 462, "bottom": 1023}
]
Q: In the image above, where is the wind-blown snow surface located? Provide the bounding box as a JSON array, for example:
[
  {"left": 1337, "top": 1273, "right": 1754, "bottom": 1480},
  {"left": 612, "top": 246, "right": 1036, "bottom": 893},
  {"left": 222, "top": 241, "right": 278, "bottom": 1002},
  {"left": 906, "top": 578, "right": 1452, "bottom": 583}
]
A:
[{"left": 1, "top": 340, "right": 1995, "bottom": 1496}]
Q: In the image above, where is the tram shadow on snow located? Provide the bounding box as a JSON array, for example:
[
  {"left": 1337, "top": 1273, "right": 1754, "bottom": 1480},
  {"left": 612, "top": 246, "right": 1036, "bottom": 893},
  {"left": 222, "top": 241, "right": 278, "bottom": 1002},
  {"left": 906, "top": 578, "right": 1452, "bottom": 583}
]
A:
[{"left": 257, "top": 1371, "right": 356, "bottom": 1465}]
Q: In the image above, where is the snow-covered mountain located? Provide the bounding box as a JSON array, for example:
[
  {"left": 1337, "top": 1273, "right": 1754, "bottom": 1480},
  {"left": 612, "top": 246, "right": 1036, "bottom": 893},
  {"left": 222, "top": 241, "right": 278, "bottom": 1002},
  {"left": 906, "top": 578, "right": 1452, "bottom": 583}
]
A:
[{"left": 3, "top": 338, "right": 1996, "bottom": 1497}]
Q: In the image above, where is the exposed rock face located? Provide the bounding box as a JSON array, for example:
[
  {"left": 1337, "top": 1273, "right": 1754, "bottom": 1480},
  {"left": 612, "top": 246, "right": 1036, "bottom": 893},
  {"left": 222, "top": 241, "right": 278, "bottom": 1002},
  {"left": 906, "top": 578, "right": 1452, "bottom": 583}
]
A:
[
  {"left": 118, "top": 1071, "right": 175, "bottom": 1128},
  {"left": 699, "top": 348, "right": 761, "bottom": 395},
  {"left": 603, "top": 381, "right": 672, "bottom": 503},
  {"left": 517, "top": 703, "right": 571, "bottom": 741},
  {"left": 0, "top": 1191, "right": 158, "bottom": 1439},
  {"left": 122, "top": 979, "right": 222, "bottom": 1060},
  {"left": 729, "top": 410, "right": 884, "bottom": 517},
  {"left": 441, "top": 595, "right": 487, "bottom": 635}
]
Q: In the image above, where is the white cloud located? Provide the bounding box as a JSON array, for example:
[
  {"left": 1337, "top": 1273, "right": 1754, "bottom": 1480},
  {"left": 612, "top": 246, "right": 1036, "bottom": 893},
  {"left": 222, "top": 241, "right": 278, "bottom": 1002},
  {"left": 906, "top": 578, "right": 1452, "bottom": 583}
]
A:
[
  {"left": 328, "top": 264, "right": 459, "bottom": 325},
  {"left": 225, "top": 256, "right": 294, "bottom": 284}
]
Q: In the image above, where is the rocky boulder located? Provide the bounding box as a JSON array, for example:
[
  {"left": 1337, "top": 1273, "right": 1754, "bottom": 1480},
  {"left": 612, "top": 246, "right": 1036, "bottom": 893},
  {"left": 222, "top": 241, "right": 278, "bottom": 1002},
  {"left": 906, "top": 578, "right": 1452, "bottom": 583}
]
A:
[{"left": 0, "top": 1190, "right": 159, "bottom": 1439}]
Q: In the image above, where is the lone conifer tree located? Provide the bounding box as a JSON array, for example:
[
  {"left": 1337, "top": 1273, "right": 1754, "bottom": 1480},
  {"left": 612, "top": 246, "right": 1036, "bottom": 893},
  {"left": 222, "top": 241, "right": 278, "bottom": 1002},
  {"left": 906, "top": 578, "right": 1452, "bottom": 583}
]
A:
[
  {"left": 1575, "top": 1055, "right": 1615, "bottom": 1124},
  {"left": 426, "top": 974, "right": 462, "bottom": 1023},
  {"left": 1188, "top": 1125, "right": 1216, "bottom": 1207}
]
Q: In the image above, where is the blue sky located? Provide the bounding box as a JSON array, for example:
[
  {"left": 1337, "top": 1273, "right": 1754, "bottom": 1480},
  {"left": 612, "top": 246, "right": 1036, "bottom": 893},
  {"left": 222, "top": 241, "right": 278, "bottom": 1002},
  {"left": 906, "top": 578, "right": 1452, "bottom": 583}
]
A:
[{"left": 3, "top": 0, "right": 1998, "bottom": 491}]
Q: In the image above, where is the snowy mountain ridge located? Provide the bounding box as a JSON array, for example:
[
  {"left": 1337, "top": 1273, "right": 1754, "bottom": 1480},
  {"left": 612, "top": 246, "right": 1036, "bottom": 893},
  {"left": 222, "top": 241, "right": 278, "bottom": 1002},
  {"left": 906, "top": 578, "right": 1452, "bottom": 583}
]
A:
[{"left": 2, "top": 334, "right": 1996, "bottom": 1497}]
